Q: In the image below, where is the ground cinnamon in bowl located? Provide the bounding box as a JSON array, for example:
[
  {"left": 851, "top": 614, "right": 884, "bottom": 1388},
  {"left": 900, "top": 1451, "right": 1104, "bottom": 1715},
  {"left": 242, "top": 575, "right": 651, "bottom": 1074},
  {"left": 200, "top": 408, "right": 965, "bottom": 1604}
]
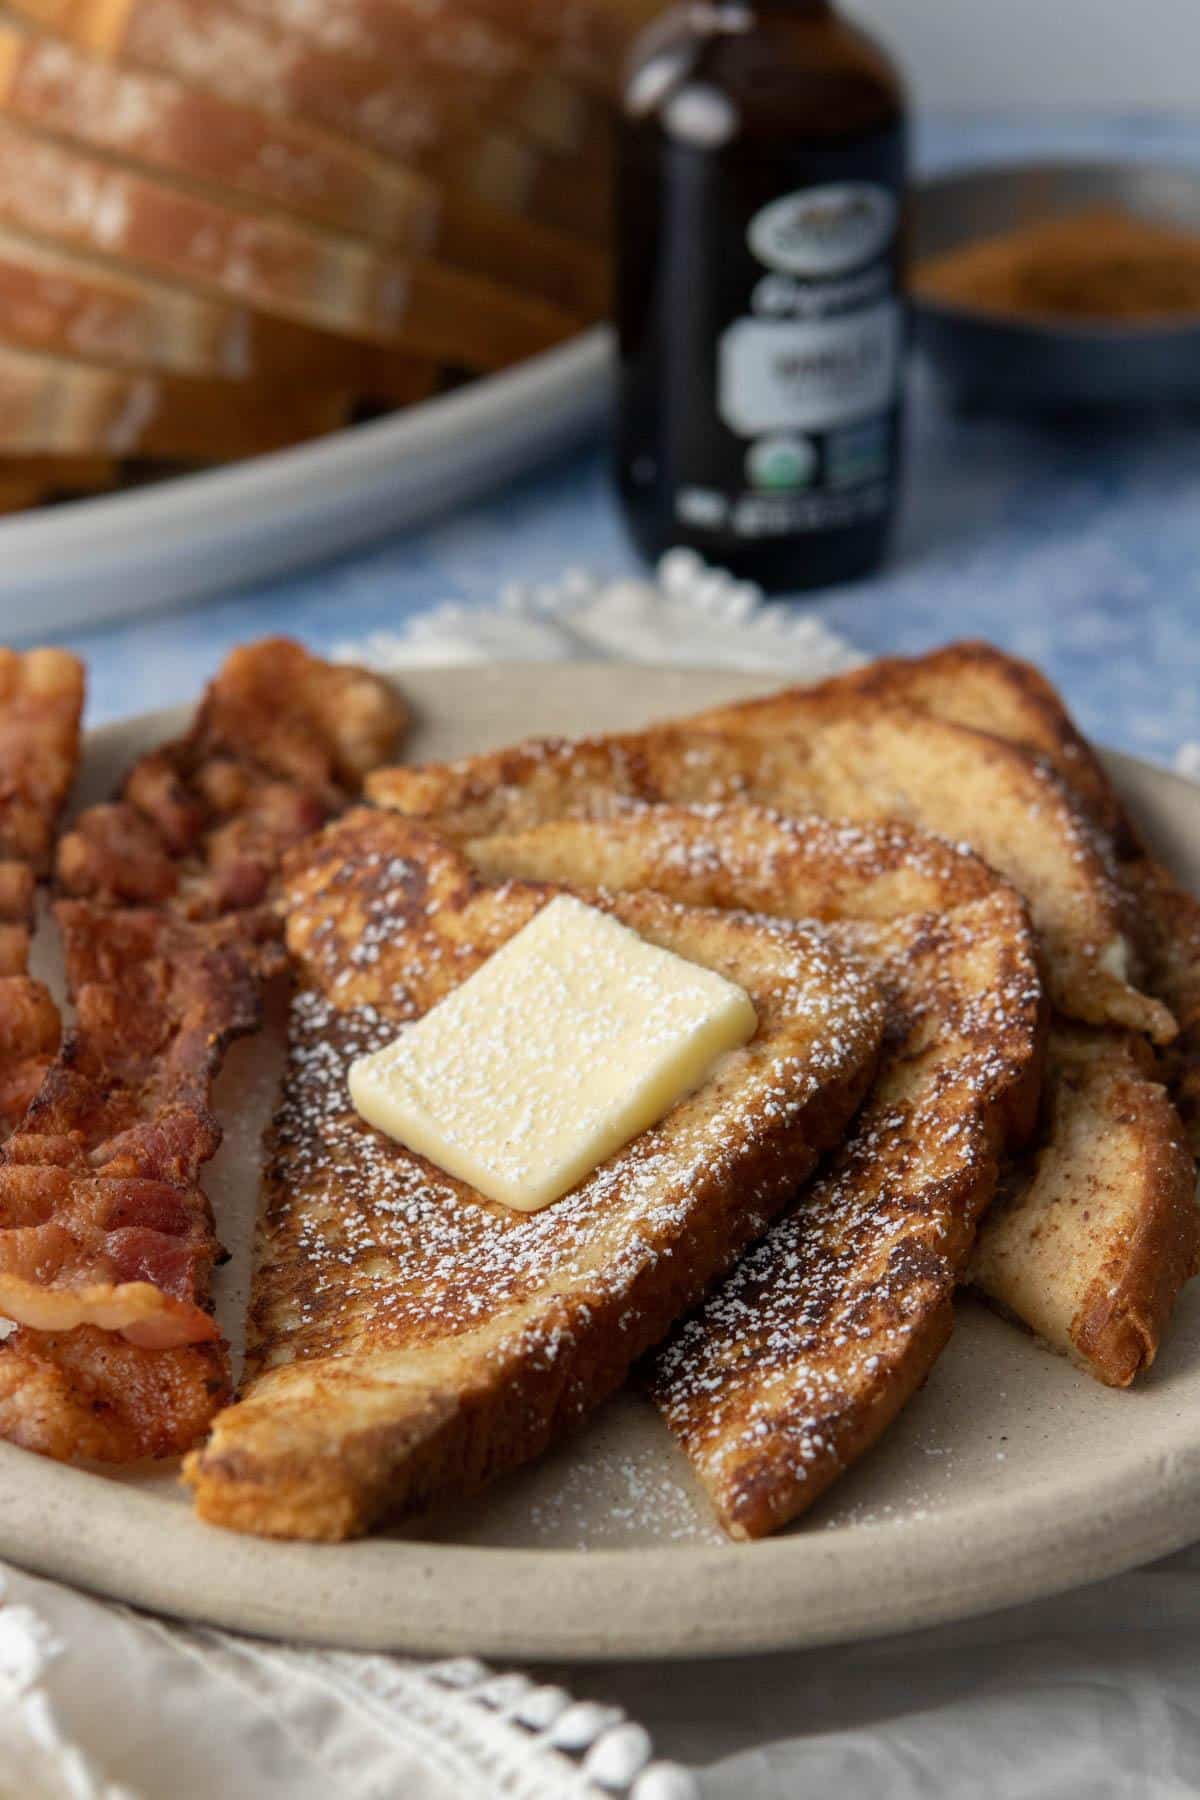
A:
[{"left": 915, "top": 206, "right": 1200, "bottom": 325}]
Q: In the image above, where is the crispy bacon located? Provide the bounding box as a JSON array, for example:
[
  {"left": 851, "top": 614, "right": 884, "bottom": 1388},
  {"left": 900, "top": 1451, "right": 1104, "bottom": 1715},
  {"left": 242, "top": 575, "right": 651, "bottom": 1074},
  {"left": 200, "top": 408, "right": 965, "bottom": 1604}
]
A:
[
  {"left": 58, "top": 639, "right": 407, "bottom": 921},
  {"left": 0, "top": 905, "right": 260, "bottom": 1349},
  {"left": 0, "top": 648, "right": 84, "bottom": 1140},
  {"left": 0, "top": 648, "right": 86, "bottom": 876},
  {"left": 0, "top": 640, "right": 405, "bottom": 1462},
  {"left": 0, "top": 1327, "right": 228, "bottom": 1462}
]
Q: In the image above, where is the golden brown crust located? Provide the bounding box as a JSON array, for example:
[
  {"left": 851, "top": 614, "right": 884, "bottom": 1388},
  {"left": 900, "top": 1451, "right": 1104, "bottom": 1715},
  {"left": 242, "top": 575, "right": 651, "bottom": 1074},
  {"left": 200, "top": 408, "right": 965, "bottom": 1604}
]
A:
[
  {"left": 185, "top": 814, "right": 886, "bottom": 1539},
  {"left": 1119, "top": 856, "right": 1200, "bottom": 1149},
  {"left": 682, "top": 647, "right": 1200, "bottom": 1386},
  {"left": 972, "top": 1027, "right": 1199, "bottom": 1386},
  {"left": 771, "top": 641, "right": 1200, "bottom": 1148},
  {"left": 691, "top": 642, "right": 1126, "bottom": 843},
  {"left": 472, "top": 808, "right": 1046, "bottom": 1537},
  {"left": 368, "top": 710, "right": 1166, "bottom": 1040},
  {"left": 470, "top": 804, "right": 1002, "bottom": 921}
]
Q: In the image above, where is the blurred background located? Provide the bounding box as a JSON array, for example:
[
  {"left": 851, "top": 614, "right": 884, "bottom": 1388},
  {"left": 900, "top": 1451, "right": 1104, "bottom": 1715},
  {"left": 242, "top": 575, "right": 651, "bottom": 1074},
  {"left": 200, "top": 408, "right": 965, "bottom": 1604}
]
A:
[
  {"left": 2, "top": 0, "right": 1199, "bottom": 759},
  {"left": 847, "top": 0, "right": 1194, "bottom": 109}
]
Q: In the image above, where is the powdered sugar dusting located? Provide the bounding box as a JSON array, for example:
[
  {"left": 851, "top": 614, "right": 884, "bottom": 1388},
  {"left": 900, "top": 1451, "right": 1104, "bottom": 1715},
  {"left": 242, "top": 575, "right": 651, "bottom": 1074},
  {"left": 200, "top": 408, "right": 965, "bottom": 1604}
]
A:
[
  {"left": 649, "top": 890, "right": 1043, "bottom": 1535},
  {"left": 244, "top": 823, "right": 883, "bottom": 1419}
]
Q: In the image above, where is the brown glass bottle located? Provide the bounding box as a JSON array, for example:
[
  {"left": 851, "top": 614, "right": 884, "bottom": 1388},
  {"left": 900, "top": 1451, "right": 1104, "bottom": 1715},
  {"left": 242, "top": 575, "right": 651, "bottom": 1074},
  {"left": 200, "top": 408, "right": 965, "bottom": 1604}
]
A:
[{"left": 615, "top": 0, "right": 907, "bottom": 592}]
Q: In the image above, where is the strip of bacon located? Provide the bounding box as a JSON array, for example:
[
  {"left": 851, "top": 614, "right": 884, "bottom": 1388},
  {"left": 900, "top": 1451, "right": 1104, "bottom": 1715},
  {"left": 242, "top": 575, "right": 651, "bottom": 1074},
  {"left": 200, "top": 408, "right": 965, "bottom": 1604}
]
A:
[
  {"left": 0, "top": 648, "right": 85, "bottom": 1138},
  {"left": 0, "top": 904, "right": 260, "bottom": 1350},
  {"left": 58, "top": 638, "right": 407, "bottom": 922},
  {"left": 0, "top": 647, "right": 86, "bottom": 878},
  {"left": 0, "top": 640, "right": 406, "bottom": 1461}
]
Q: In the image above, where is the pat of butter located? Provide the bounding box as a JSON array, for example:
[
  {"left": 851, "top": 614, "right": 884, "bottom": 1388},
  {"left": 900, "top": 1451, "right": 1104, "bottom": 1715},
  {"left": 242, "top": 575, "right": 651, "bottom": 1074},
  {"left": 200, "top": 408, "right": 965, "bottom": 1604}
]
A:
[{"left": 348, "top": 893, "right": 757, "bottom": 1212}]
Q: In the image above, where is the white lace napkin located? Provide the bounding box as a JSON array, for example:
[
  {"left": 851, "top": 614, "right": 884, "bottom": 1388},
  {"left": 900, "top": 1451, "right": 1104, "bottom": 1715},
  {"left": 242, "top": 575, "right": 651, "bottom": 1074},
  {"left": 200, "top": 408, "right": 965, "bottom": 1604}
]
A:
[
  {"left": 333, "top": 548, "right": 860, "bottom": 678},
  {"left": 0, "top": 557, "right": 857, "bottom": 1800}
]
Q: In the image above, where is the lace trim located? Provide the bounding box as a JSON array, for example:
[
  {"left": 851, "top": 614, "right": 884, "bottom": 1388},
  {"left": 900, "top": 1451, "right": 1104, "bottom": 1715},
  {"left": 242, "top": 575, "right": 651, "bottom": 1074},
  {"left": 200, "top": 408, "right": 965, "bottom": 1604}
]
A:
[{"left": 334, "top": 549, "right": 860, "bottom": 680}]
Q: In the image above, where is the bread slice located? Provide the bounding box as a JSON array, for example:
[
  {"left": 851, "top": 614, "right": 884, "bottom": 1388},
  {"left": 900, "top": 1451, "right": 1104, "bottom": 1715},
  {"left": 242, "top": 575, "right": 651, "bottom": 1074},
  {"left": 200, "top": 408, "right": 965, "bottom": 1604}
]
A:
[
  {"left": 434, "top": 0, "right": 633, "bottom": 92},
  {"left": 372, "top": 691, "right": 1200, "bottom": 1387},
  {"left": 686, "top": 662, "right": 1200, "bottom": 1381},
  {"left": 970, "top": 1025, "right": 1197, "bottom": 1387},
  {"left": 10, "top": 0, "right": 513, "bottom": 152},
  {"left": 0, "top": 20, "right": 607, "bottom": 318},
  {"left": 12, "top": 0, "right": 638, "bottom": 94},
  {"left": 442, "top": 128, "right": 611, "bottom": 249},
  {"left": 1127, "top": 859, "right": 1200, "bottom": 1148},
  {"left": 788, "top": 642, "right": 1200, "bottom": 1152},
  {"left": 184, "top": 811, "right": 885, "bottom": 1539},
  {"left": 366, "top": 716, "right": 1167, "bottom": 1039},
  {"left": 6, "top": 0, "right": 601, "bottom": 186},
  {"left": 0, "top": 117, "right": 578, "bottom": 369},
  {"left": 217, "top": 0, "right": 612, "bottom": 162},
  {"left": 0, "top": 341, "right": 352, "bottom": 457},
  {"left": 470, "top": 805, "right": 1045, "bottom": 1535},
  {"left": 0, "top": 225, "right": 246, "bottom": 374},
  {"left": 791, "top": 641, "right": 1125, "bottom": 841},
  {"left": 0, "top": 455, "right": 116, "bottom": 511},
  {"left": 476, "top": 806, "right": 1196, "bottom": 1397},
  {"left": 0, "top": 223, "right": 427, "bottom": 392}
]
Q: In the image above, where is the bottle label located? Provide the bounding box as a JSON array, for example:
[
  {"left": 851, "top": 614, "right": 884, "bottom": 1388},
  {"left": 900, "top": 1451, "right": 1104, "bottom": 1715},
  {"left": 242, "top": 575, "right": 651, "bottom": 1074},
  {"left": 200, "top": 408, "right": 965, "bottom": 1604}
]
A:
[
  {"left": 717, "top": 303, "right": 900, "bottom": 435},
  {"left": 699, "top": 177, "right": 903, "bottom": 541},
  {"left": 746, "top": 183, "right": 897, "bottom": 278}
]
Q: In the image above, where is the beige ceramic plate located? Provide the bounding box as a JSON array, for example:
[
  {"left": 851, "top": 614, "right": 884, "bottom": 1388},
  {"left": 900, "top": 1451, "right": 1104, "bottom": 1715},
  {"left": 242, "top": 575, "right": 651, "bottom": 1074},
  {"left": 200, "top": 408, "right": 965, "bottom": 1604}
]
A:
[{"left": 1, "top": 661, "right": 1199, "bottom": 1663}]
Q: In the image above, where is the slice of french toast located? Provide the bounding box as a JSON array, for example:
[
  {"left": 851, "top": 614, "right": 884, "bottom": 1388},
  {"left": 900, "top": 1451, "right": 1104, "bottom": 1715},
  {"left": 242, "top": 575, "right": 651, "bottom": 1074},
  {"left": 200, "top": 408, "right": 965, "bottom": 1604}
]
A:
[
  {"left": 185, "top": 812, "right": 884, "bottom": 1539},
  {"left": 366, "top": 713, "right": 1169, "bottom": 1040},
  {"left": 471, "top": 805, "right": 1045, "bottom": 1536},
  {"left": 477, "top": 806, "right": 1197, "bottom": 1395},
  {"left": 970, "top": 1025, "right": 1197, "bottom": 1387},
  {"left": 764, "top": 641, "right": 1200, "bottom": 1151},
  {"left": 373, "top": 667, "right": 1197, "bottom": 1387},
  {"left": 688, "top": 641, "right": 1127, "bottom": 842},
  {"left": 680, "top": 658, "right": 1200, "bottom": 1382}
]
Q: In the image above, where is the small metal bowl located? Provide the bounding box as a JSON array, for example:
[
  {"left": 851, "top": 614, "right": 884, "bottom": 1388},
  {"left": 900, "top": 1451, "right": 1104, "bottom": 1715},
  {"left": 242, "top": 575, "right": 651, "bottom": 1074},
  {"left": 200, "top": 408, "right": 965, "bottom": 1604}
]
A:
[{"left": 912, "top": 161, "right": 1200, "bottom": 412}]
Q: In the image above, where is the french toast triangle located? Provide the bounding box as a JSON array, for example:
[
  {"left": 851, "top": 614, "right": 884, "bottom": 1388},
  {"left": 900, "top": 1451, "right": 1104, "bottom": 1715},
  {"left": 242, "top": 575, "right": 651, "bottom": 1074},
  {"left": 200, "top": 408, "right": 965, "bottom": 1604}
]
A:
[
  {"left": 685, "top": 646, "right": 1200, "bottom": 1382},
  {"left": 365, "top": 709, "right": 1171, "bottom": 1043},
  {"left": 470, "top": 806, "right": 1046, "bottom": 1538},
  {"left": 185, "top": 812, "right": 885, "bottom": 1540},
  {"left": 367, "top": 657, "right": 1200, "bottom": 1389},
  {"left": 768, "top": 640, "right": 1200, "bottom": 1151},
  {"left": 970, "top": 1025, "right": 1197, "bottom": 1387}
]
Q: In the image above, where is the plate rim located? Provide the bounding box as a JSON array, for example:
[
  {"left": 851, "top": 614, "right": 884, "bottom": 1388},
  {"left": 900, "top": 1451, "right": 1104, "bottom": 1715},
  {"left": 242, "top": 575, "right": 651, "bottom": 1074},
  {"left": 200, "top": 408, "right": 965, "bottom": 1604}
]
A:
[
  {"left": 2, "top": 665, "right": 1198, "bottom": 1664},
  {"left": 0, "top": 330, "right": 609, "bottom": 631}
]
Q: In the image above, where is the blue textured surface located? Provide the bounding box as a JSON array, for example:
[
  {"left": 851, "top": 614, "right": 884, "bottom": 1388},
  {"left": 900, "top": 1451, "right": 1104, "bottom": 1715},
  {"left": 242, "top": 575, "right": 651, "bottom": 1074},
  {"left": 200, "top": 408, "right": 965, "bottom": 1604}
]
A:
[{"left": 56, "top": 115, "right": 1200, "bottom": 763}]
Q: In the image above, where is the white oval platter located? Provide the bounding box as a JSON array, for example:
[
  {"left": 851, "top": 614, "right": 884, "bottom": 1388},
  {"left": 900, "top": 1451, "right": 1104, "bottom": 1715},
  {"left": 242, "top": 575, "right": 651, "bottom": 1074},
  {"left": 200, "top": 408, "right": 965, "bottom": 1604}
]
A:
[{"left": 0, "top": 331, "right": 609, "bottom": 636}]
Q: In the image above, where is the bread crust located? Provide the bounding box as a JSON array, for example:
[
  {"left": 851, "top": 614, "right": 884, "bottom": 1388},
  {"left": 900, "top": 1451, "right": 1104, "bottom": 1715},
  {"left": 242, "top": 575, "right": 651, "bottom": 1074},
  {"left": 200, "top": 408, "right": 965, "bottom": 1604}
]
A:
[
  {"left": 473, "top": 807, "right": 1045, "bottom": 1536},
  {"left": 971, "top": 1026, "right": 1199, "bottom": 1386},
  {"left": 684, "top": 647, "right": 1200, "bottom": 1386},
  {"left": 374, "top": 654, "right": 1199, "bottom": 1394},
  {"left": 368, "top": 710, "right": 1167, "bottom": 1039},
  {"left": 185, "top": 814, "right": 886, "bottom": 1538},
  {"left": 766, "top": 642, "right": 1200, "bottom": 1155}
]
